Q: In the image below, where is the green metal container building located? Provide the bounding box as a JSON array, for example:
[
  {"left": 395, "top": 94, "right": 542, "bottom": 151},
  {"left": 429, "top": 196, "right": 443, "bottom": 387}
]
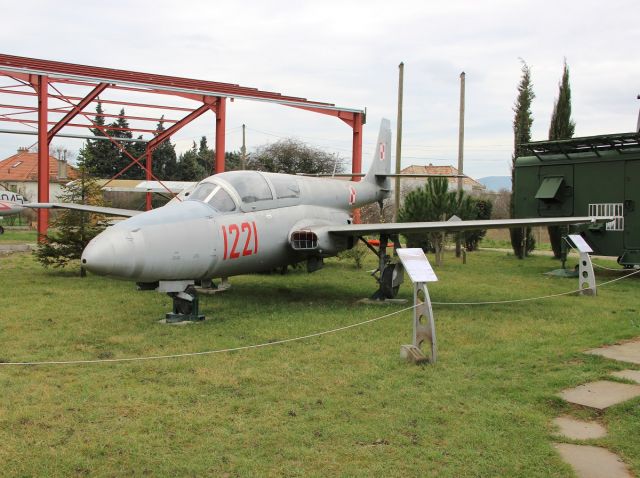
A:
[{"left": 513, "top": 132, "right": 640, "bottom": 266}]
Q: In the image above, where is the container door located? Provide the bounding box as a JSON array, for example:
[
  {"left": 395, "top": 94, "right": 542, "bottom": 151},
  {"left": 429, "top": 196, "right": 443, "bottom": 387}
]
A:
[
  {"left": 624, "top": 161, "right": 640, "bottom": 249},
  {"left": 537, "top": 165, "right": 574, "bottom": 217}
]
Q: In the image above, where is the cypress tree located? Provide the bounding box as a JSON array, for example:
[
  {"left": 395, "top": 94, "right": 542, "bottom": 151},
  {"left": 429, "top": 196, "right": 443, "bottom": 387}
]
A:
[
  {"left": 79, "top": 102, "right": 119, "bottom": 176},
  {"left": 151, "top": 118, "right": 178, "bottom": 180},
  {"left": 510, "top": 61, "right": 537, "bottom": 259},
  {"left": 79, "top": 103, "right": 143, "bottom": 179},
  {"left": 547, "top": 60, "right": 575, "bottom": 258},
  {"left": 176, "top": 142, "right": 207, "bottom": 181},
  {"left": 197, "top": 136, "right": 214, "bottom": 175}
]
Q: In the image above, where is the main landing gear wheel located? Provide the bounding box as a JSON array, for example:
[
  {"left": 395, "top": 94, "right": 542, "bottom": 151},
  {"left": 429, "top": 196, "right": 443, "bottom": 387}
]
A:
[
  {"left": 364, "top": 233, "right": 404, "bottom": 300},
  {"left": 380, "top": 263, "right": 401, "bottom": 299}
]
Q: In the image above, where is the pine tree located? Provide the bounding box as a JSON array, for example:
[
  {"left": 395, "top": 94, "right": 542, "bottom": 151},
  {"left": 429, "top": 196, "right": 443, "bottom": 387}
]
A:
[
  {"left": 398, "top": 177, "right": 473, "bottom": 266},
  {"left": 34, "top": 167, "right": 110, "bottom": 276},
  {"left": 547, "top": 60, "right": 576, "bottom": 258},
  {"left": 510, "top": 61, "right": 536, "bottom": 259},
  {"left": 463, "top": 198, "right": 493, "bottom": 251}
]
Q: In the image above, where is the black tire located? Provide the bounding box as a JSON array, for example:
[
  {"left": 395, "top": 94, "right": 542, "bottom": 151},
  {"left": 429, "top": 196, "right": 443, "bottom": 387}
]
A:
[
  {"left": 0, "top": 225, "right": 4, "bottom": 235},
  {"left": 380, "top": 264, "right": 400, "bottom": 299}
]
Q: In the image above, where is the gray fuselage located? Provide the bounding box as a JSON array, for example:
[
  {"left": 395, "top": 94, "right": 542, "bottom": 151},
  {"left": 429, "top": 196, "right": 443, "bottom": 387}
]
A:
[{"left": 81, "top": 171, "right": 385, "bottom": 282}]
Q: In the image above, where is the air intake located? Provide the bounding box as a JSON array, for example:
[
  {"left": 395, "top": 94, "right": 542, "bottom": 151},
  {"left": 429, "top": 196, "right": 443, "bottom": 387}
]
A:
[{"left": 290, "top": 230, "right": 318, "bottom": 250}]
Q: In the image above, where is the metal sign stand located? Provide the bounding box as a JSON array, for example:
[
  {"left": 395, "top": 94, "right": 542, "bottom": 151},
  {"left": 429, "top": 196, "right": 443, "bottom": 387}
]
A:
[
  {"left": 397, "top": 249, "right": 438, "bottom": 364},
  {"left": 566, "top": 235, "right": 597, "bottom": 296},
  {"left": 403, "top": 282, "right": 437, "bottom": 363},
  {"left": 577, "top": 251, "right": 597, "bottom": 296}
]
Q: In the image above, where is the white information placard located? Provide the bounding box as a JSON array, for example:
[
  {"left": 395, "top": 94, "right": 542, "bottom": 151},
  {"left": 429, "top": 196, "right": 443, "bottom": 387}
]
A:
[
  {"left": 567, "top": 234, "right": 593, "bottom": 253},
  {"left": 397, "top": 248, "right": 438, "bottom": 283}
]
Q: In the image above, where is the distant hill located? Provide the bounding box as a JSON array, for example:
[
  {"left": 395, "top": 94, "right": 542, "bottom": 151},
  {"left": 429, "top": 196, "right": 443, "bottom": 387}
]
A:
[{"left": 478, "top": 176, "right": 511, "bottom": 192}]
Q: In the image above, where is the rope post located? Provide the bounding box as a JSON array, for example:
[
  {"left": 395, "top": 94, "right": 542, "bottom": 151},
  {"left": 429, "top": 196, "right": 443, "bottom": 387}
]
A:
[{"left": 578, "top": 251, "right": 597, "bottom": 296}]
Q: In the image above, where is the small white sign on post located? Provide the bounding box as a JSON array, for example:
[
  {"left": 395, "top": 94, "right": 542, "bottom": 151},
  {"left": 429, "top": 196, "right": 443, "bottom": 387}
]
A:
[
  {"left": 567, "top": 234, "right": 593, "bottom": 253},
  {"left": 396, "top": 248, "right": 438, "bottom": 283},
  {"left": 396, "top": 248, "right": 438, "bottom": 364},
  {"left": 565, "top": 234, "right": 597, "bottom": 296}
]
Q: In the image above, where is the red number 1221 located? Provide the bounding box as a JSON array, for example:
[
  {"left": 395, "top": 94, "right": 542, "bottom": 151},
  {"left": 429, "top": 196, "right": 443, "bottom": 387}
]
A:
[{"left": 222, "top": 221, "right": 258, "bottom": 260}]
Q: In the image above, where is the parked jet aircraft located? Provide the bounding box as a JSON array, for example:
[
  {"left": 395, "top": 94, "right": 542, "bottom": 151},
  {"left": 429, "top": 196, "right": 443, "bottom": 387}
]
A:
[
  {"left": 0, "top": 189, "right": 27, "bottom": 234},
  {"left": 29, "top": 120, "right": 604, "bottom": 321}
]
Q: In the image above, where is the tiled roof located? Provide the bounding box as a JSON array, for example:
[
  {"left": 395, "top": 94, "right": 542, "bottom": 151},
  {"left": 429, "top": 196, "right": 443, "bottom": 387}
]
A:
[
  {"left": 401, "top": 164, "right": 485, "bottom": 189},
  {"left": 0, "top": 150, "right": 78, "bottom": 182}
]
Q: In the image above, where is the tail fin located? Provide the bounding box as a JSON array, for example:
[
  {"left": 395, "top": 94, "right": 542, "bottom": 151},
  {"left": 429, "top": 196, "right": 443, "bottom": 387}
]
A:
[{"left": 363, "top": 118, "right": 392, "bottom": 191}]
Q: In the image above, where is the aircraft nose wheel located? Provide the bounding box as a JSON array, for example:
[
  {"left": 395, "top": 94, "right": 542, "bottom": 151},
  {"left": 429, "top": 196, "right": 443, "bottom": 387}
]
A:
[{"left": 166, "top": 286, "right": 205, "bottom": 323}]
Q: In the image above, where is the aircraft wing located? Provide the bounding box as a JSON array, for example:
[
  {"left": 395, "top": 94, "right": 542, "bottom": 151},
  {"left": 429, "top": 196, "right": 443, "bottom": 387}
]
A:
[
  {"left": 27, "top": 203, "right": 142, "bottom": 217},
  {"left": 0, "top": 200, "right": 25, "bottom": 217},
  {"left": 321, "top": 216, "right": 605, "bottom": 237}
]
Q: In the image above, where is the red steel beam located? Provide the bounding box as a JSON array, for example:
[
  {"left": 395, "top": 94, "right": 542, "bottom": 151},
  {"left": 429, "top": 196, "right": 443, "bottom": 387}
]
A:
[
  {"left": 35, "top": 75, "right": 49, "bottom": 237},
  {"left": 0, "top": 117, "right": 158, "bottom": 134},
  {"left": 1, "top": 54, "right": 365, "bottom": 205},
  {"left": 290, "top": 104, "right": 365, "bottom": 180},
  {"left": 145, "top": 149, "right": 152, "bottom": 211},
  {"left": 351, "top": 112, "right": 363, "bottom": 181},
  {"left": 0, "top": 54, "right": 338, "bottom": 108},
  {"left": 146, "top": 102, "right": 212, "bottom": 150},
  {"left": 47, "top": 82, "right": 109, "bottom": 141},
  {"left": 141, "top": 101, "right": 215, "bottom": 208},
  {"left": 290, "top": 105, "right": 360, "bottom": 125},
  {"left": 351, "top": 112, "right": 364, "bottom": 224},
  {"left": 0, "top": 103, "right": 181, "bottom": 124},
  {"left": 0, "top": 103, "right": 72, "bottom": 116},
  {"left": 44, "top": 81, "right": 173, "bottom": 195},
  {"left": 215, "top": 97, "right": 226, "bottom": 174},
  {"left": 0, "top": 87, "right": 194, "bottom": 112}
]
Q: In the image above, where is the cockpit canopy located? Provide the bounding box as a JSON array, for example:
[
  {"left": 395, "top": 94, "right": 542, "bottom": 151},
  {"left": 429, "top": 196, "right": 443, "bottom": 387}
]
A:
[
  {"left": 187, "top": 171, "right": 300, "bottom": 212},
  {"left": 186, "top": 181, "right": 236, "bottom": 212}
]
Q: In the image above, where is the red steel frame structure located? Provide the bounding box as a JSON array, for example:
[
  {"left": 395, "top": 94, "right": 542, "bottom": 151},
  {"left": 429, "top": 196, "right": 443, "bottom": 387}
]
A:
[{"left": 0, "top": 54, "right": 365, "bottom": 236}]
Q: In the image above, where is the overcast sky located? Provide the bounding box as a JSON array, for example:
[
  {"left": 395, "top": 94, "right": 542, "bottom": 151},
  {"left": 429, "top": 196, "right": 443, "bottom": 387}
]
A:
[{"left": 1, "top": 0, "right": 638, "bottom": 179}]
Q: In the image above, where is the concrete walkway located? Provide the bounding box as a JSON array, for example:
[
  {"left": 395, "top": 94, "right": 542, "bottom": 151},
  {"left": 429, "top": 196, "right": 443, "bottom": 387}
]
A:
[
  {"left": 0, "top": 243, "right": 35, "bottom": 255},
  {"left": 553, "top": 337, "right": 640, "bottom": 477}
]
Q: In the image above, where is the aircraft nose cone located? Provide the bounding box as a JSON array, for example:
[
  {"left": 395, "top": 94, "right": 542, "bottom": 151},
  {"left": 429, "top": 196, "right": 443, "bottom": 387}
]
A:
[
  {"left": 81, "top": 235, "right": 115, "bottom": 275},
  {"left": 82, "top": 229, "right": 140, "bottom": 277}
]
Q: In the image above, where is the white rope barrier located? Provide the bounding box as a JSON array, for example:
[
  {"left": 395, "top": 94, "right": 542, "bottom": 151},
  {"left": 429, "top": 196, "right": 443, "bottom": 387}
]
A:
[
  {"left": 0, "top": 305, "right": 417, "bottom": 366},
  {"left": 593, "top": 262, "right": 638, "bottom": 272},
  {"left": 1, "top": 268, "right": 638, "bottom": 367},
  {"left": 432, "top": 268, "right": 640, "bottom": 305}
]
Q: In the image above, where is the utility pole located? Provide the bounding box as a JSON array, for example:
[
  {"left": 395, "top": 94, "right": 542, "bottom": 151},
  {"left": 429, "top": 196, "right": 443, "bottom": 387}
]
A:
[
  {"left": 241, "top": 123, "right": 247, "bottom": 169},
  {"left": 394, "top": 62, "right": 404, "bottom": 222},
  {"left": 636, "top": 94, "right": 639, "bottom": 133},
  {"left": 456, "top": 71, "right": 466, "bottom": 258}
]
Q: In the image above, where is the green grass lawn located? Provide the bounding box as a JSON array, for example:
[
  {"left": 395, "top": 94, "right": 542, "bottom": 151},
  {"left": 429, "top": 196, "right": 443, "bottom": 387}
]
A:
[
  {"left": 480, "top": 237, "right": 552, "bottom": 251},
  {"left": 0, "top": 229, "right": 37, "bottom": 244},
  {"left": 0, "top": 251, "right": 638, "bottom": 477}
]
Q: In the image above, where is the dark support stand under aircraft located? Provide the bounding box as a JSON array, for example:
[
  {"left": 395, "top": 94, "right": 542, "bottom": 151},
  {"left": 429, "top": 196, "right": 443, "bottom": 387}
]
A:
[{"left": 29, "top": 120, "right": 606, "bottom": 322}]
